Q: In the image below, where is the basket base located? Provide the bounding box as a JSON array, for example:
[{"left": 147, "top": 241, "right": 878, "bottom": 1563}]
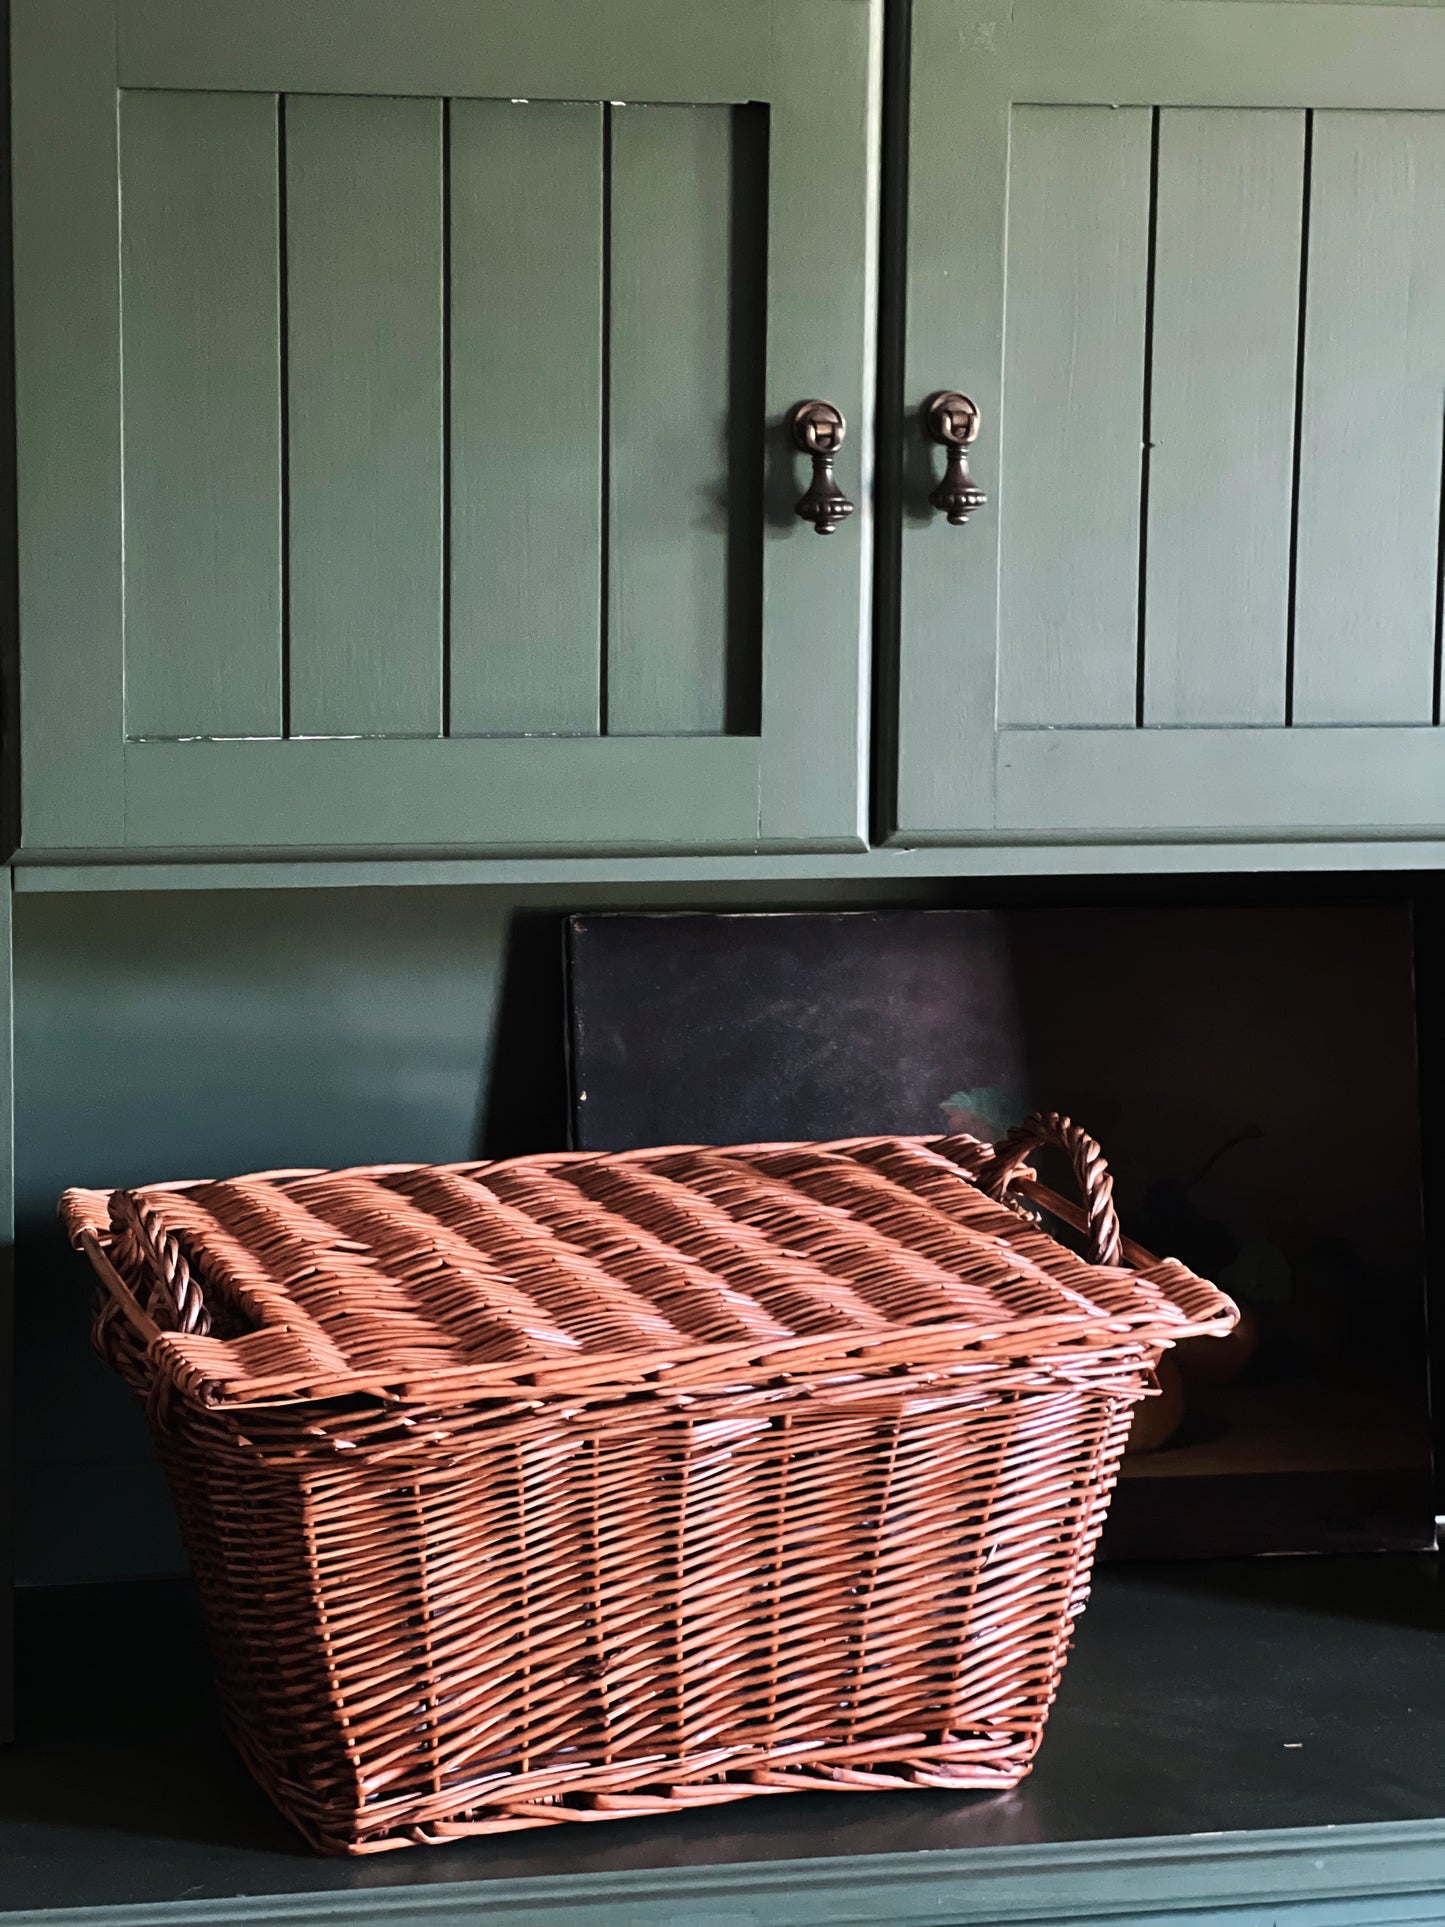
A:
[{"left": 228, "top": 1724, "right": 1038, "bottom": 1857}]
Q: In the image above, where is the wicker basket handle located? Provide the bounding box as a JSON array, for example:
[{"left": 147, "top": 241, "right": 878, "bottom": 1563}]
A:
[
  {"left": 977, "top": 1111, "right": 1123, "bottom": 1267},
  {"left": 78, "top": 1227, "right": 169, "bottom": 1347},
  {"left": 61, "top": 1188, "right": 212, "bottom": 1348}
]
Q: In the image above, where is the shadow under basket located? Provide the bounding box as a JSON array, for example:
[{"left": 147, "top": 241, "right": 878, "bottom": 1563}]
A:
[{"left": 61, "top": 1115, "right": 1235, "bottom": 1855}]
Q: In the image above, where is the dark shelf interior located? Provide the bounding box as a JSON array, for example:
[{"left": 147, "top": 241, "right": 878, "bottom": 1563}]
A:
[{"left": 1, "top": 1555, "right": 1442, "bottom": 1914}]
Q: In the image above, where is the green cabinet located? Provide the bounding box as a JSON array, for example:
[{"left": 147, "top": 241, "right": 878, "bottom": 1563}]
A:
[
  {"left": 893, "top": 0, "right": 1445, "bottom": 846},
  {"left": 13, "top": 0, "right": 880, "bottom": 858},
  {"left": 20, "top": 0, "right": 1445, "bottom": 868}
]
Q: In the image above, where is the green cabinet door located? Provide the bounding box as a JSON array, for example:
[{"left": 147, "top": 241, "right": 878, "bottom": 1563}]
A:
[
  {"left": 893, "top": 0, "right": 1445, "bottom": 846},
  {"left": 14, "top": 0, "right": 880, "bottom": 858}
]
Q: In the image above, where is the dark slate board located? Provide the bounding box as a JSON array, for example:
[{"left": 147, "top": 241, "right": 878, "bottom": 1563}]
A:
[
  {"left": 567, "top": 908, "right": 1029, "bottom": 1147},
  {"left": 565, "top": 906, "right": 1432, "bottom": 1558}
]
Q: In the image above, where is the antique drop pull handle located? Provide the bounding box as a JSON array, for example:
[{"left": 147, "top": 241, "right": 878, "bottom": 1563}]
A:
[
  {"left": 924, "top": 390, "right": 987, "bottom": 526},
  {"left": 787, "top": 400, "right": 854, "bottom": 535}
]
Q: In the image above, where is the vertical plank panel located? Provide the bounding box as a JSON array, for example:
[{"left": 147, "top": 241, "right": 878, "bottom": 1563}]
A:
[
  {"left": 449, "top": 101, "right": 603, "bottom": 737},
  {"left": 287, "top": 95, "right": 443, "bottom": 738},
  {"left": 609, "top": 104, "right": 749, "bottom": 736},
  {"left": 1144, "top": 109, "right": 1304, "bottom": 726},
  {"left": 1294, "top": 112, "right": 1445, "bottom": 725},
  {"left": 121, "top": 91, "right": 282, "bottom": 740},
  {"left": 998, "top": 106, "right": 1151, "bottom": 727}
]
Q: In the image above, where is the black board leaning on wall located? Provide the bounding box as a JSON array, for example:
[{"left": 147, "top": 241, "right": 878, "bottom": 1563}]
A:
[{"left": 565, "top": 907, "right": 1432, "bottom": 1560}]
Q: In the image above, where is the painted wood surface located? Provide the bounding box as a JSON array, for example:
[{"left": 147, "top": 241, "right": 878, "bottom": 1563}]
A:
[
  {"left": 0, "top": 1813, "right": 1443, "bottom": 1927},
  {"left": 120, "top": 90, "right": 282, "bottom": 741},
  {"left": 895, "top": 5, "right": 1007, "bottom": 834},
  {"left": 997, "top": 105, "right": 1151, "bottom": 728},
  {"left": 996, "top": 724, "right": 1445, "bottom": 832},
  {"left": 121, "top": 737, "right": 762, "bottom": 850},
  {"left": 1002, "top": 0, "right": 1445, "bottom": 110},
  {"left": 756, "top": 0, "right": 877, "bottom": 845},
  {"left": 27, "top": 837, "right": 1445, "bottom": 893},
  {"left": 117, "top": 0, "right": 772, "bottom": 103},
  {"left": 16, "top": 0, "right": 878, "bottom": 856},
  {"left": 1293, "top": 110, "right": 1445, "bottom": 725},
  {"left": 22, "top": 0, "right": 1445, "bottom": 862},
  {"left": 1143, "top": 108, "right": 1303, "bottom": 726},
  {"left": 897, "top": 0, "right": 1445, "bottom": 844},
  {"left": 0, "top": 876, "right": 12, "bottom": 1745},
  {"left": 13, "top": 0, "right": 127, "bottom": 846},
  {"left": 608, "top": 105, "right": 738, "bottom": 737},
  {"left": 285, "top": 95, "right": 444, "bottom": 739},
  {"left": 448, "top": 101, "right": 603, "bottom": 738}
]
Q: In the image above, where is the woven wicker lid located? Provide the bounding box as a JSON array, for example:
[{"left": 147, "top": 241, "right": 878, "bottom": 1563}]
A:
[{"left": 61, "top": 1132, "right": 1235, "bottom": 1411}]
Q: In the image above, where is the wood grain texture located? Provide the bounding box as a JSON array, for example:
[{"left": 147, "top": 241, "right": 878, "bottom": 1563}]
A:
[
  {"left": 449, "top": 101, "right": 603, "bottom": 738},
  {"left": 998, "top": 105, "right": 1151, "bottom": 728},
  {"left": 1293, "top": 110, "right": 1445, "bottom": 725},
  {"left": 120, "top": 90, "right": 282, "bottom": 741},
  {"left": 607, "top": 105, "right": 736, "bottom": 736},
  {"left": 1143, "top": 108, "right": 1304, "bottom": 726},
  {"left": 118, "top": 0, "right": 771, "bottom": 103},
  {"left": 13, "top": 0, "right": 126, "bottom": 847},
  {"left": 285, "top": 95, "right": 443, "bottom": 739}
]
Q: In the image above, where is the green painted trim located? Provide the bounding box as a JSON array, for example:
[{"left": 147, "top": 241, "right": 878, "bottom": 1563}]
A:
[
  {"left": 119, "top": 737, "right": 764, "bottom": 851},
  {"left": 12, "top": 0, "right": 126, "bottom": 848},
  {"left": 757, "top": 0, "right": 880, "bottom": 845},
  {"left": 1006, "top": 0, "right": 1445, "bottom": 108},
  {"left": 0, "top": 1821, "right": 1442, "bottom": 1927},
  {"left": 15, "top": 837, "right": 1445, "bottom": 891},
  {"left": 0, "top": 802, "right": 12, "bottom": 1262},
  {"left": 0, "top": 873, "right": 12, "bottom": 1744},
  {"left": 995, "top": 725, "right": 1445, "bottom": 834},
  {"left": 117, "top": 0, "right": 773, "bottom": 100}
]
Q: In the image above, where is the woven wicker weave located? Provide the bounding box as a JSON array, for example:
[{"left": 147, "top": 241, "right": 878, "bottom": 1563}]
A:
[{"left": 62, "top": 1114, "right": 1235, "bottom": 1855}]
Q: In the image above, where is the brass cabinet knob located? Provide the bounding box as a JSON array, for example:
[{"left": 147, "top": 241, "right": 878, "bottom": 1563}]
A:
[
  {"left": 924, "top": 390, "right": 987, "bottom": 527},
  {"left": 787, "top": 400, "right": 855, "bottom": 535}
]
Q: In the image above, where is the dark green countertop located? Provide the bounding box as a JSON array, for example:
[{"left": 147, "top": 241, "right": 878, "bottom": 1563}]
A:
[{"left": 1, "top": 1556, "right": 1443, "bottom": 1926}]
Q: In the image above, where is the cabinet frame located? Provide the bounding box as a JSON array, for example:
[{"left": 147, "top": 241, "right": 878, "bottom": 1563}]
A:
[
  {"left": 13, "top": 0, "right": 881, "bottom": 857},
  {"left": 893, "top": 0, "right": 1445, "bottom": 846}
]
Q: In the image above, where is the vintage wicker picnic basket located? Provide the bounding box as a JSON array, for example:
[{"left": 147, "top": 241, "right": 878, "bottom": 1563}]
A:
[{"left": 62, "top": 1114, "right": 1235, "bottom": 1855}]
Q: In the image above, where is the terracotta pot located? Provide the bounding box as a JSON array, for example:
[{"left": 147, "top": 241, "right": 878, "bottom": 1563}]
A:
[
  {"left": 1126, "top": 1353, "right": 1186, "bottom": 1455},
  {"left": 1175, "top": 1301, "right": 1259, "bottom": 1387}
]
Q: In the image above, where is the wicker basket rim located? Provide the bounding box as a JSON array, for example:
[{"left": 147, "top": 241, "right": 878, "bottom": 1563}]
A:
[{"left": 62, "top": 1129, "right": 1237, "bottom": 1413}]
